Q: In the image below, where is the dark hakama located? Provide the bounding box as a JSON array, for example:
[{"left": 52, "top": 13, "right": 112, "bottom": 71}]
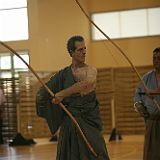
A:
[{"left": 144, "top": 114, "right": 160, "bottom": 160}]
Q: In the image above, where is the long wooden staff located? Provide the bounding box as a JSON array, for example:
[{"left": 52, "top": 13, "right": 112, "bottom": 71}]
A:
[
  {"left": 74, "top": 0, "right": 160, "bottom": 111},
  {"left": 0, "top": 41, "right": 98, "bottom": 157}
]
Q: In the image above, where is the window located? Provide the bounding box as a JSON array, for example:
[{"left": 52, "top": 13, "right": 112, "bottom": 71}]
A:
[
  {"left": 92, "top": 12, "right": 120, "bottom": 39},
  {"left": 0, "top": 0, "right": 28, "bottom": 42},
  {"left": 0, "top": 51, "right": 29, "bottom": 78},
  {"left": 148, "top": 8, "right": 160, "bottom": 35},
  {"left": 120, "top": 9, "right": 147, "bottom": 38},
  {"left": 91, "top": 7, "right": 160, "bottom": 40}
]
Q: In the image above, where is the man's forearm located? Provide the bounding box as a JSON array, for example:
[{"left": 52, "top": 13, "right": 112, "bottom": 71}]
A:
[{"left": 56, "top": 80, "right": 95, "bottom": 98}]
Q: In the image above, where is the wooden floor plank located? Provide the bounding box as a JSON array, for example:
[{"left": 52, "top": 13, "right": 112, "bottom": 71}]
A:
[{"left": 0, "top": 135, "right": 143, "bottom": 160}]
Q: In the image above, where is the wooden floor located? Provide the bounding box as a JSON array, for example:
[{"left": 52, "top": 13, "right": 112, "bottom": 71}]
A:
[{"left": 0, "top": 135, "right": 144, "bottom": 160}]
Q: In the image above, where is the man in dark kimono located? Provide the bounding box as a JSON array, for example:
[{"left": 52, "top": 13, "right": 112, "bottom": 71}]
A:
[
  {"left": 134, "top": 47, "right": 160, "bottom": 160},
  {"left": 36, "top": 35, "right": 110, "bottom": 160}
]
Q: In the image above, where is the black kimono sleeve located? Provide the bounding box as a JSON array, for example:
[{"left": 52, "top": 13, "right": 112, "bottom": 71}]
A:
[{"left": 36, "top": 70, "right": 65, "bottom": 135}]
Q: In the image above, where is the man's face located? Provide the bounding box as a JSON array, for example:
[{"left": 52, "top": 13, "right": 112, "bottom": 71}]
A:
[
  {"left": 72, "top": 41, "right": 86, "bottom": 63},
  {"left": 153, "top": 52, "right": 160, "bottom": 69}
]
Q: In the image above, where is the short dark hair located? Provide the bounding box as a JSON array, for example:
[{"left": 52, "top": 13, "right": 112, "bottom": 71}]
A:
[
  {"left": 153, "top": 47, "right": 160, "bottom": 54},
  {"left": 67, "top": 35, "right": 84, "bottom": 55}
]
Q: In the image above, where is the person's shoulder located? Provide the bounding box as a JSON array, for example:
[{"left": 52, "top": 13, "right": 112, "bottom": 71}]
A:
[
  {"left": 50, "top": 66, "right": 70, "bottom": 79},
  {"left": 142, "top": 70, "right": 154, "bottom": 81},
  {"left": 143, "top": 70, "right": 154, "bottom": 77},
  {"left": 58, "top": 66, "right": 71, "bottom": 75},
  {"left": 86, "top": 65, "right": 97, "bottom": 72},
  {"left": 85, "top": 65, "right": 97, "bottom": 78}
]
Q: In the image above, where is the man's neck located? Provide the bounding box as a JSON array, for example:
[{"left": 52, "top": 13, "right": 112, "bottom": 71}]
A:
[{"left": 71, "top": 62, "right": 86, "bottom": 70}]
